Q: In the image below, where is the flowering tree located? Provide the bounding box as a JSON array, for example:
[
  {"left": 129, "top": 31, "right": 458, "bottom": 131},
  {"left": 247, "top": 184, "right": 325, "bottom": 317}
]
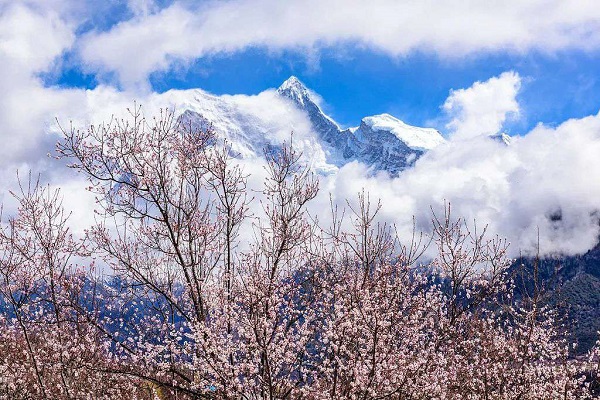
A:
[
  {"left": 0, "top": 106, "right": 598, "bottom": 398},
  {"left": 0, "top": 176, "right": 146, "bottom": 399}
]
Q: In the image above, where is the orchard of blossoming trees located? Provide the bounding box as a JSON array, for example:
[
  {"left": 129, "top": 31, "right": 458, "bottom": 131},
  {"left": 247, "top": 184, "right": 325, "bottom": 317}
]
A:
[{"left": 0, "top": 106, "right": 599, "bottom": 399}]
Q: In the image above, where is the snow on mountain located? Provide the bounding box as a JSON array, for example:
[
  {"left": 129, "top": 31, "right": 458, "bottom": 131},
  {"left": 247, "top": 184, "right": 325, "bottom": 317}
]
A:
[
  {"left": 277, "top": 76, "right": 445, "bottom": 174},
  {"left": 361, "top": 114, "right": 445, "bottom": 151},
  {"left": 170, "top": 76, "right": 446, "bottom": 176},
  {"left": 277, "top": 76, "right": 329, "bottom": 114},
  {"left": 158, "top": 87, "right": 335, "bottom": 173},
  {"left": 276, "top": 76, "right": 345, "bottom": 163}
]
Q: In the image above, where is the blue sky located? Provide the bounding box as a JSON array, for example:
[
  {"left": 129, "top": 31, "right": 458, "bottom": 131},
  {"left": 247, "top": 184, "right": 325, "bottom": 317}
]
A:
[
  {"left": 31, "top": 0, "right": 600, "bottom": 135},
  {"left": 48, "top": 42, "right": 600, "bottom": 133},
  {"left": 19, "top": 0, "right": 600, "bottom": 134}
]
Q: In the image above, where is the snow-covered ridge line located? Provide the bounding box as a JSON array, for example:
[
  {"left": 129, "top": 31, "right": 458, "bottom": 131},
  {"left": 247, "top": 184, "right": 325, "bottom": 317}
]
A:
[
  {"left": 277, "top": 76, "right": 341, "bottom": 130},
  {"left": 360, "top": 113, "right": 445, "bottom": 151},
  {"left": 275, "top": 76, "right": 447, "bottom": 174},
  {"left": 171, "top": 76, "right": 449, "bottom": 175}
]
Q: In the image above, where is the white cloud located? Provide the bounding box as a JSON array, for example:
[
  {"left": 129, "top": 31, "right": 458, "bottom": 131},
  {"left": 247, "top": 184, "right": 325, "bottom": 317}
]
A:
[
  {"left": 443, "top": 71, "right": 521, "bottom": 139},
  {"left": 1, "top": 0, "right": 600, "bottom": 260},
  {"left": 79, "top": 0, "right": 600, "bottom": 86},
  {"left": 0, "top": 3, "right": 74, "bottom": 72},
  {"left": 316, "top": 108, "right": 600, "bottom": 258},
  {"left": 0, "top": 3, "right": 83, "bottom": 165}
]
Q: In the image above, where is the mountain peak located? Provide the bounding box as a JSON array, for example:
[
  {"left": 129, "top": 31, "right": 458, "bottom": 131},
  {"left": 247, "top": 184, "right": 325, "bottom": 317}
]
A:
[
  {"left": 360, "top": 113, "right": 445, "bottom": 151},
  {"left": 278, "top": 76, "right": 307, "bottom": 92},
  {"left": 363, "top": 113, "right": 404, "bottom": 126},
  {"left": 277, "top": 76, "right": 318, "bottom": 108}
]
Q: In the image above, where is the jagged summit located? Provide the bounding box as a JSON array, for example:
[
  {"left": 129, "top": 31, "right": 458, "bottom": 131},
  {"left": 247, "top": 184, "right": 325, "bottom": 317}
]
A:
[
  {"left": 276, "top": 76, "right": 341, "bottom": 145},
  {"left": 175, "top": 77, "right": 448, "bottom": 176},
  {"left": 275, "top": 77, "right": 446, "bottom": 173},
  {"left": 278, "top": 76, "right": 306, "bottom": 92},
  {"left": 277, "top": 76, "right": 318, "bottom": 108}
]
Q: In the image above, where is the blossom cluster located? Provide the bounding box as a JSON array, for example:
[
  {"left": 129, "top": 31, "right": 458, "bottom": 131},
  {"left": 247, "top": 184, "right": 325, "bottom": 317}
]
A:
[{"left": 0, "top": 107, "right": 598, "bottom": 399}]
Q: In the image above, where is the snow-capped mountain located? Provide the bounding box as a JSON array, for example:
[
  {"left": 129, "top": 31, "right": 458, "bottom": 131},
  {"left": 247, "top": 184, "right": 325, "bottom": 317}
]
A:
[
  {"left": 276, "top": 76, "right": 445, "bottom": 174},
  {"left": 175, "top": 76, "right": 446, "bottom": 175}
]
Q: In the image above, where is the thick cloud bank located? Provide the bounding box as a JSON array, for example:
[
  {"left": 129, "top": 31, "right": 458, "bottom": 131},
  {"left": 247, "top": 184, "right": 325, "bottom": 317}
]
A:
[
  {"left": 2, "top": 2, "right": 600, "bottom": 258},
  {"left": 321, "top": 72, "right": 600, "bottom": 257},
  {"left": 325, "top": 116, "right": 600, "bottom": 257}
]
